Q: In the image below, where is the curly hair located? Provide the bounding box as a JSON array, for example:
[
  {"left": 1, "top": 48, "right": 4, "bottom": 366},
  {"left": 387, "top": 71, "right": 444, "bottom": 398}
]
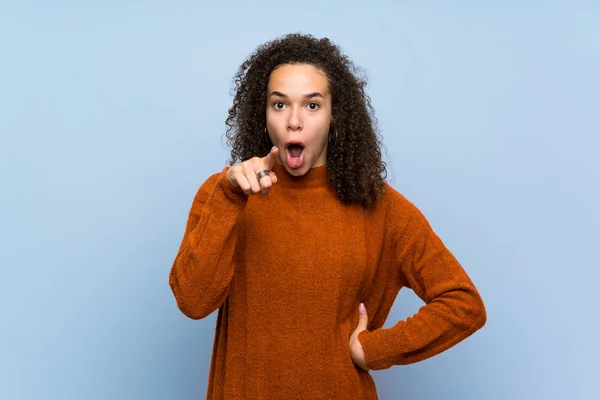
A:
[{"left": 224, "top": 33, "right": 387, "bottom": 210}]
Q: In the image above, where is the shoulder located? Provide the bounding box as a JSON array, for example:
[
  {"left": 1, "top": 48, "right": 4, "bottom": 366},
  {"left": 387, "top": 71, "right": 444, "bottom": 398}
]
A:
[
  {"left": 380, "top": 183, "right": 423, "bottom": 219},
  {"left": 376, "top": 182, "right": 432, "bottom": 237},
  {"left": 193, "top": 166, "right": 231, "bottom": 200},
  {"left": 205, "top": 168, "right": 226, "bottom": 187}
]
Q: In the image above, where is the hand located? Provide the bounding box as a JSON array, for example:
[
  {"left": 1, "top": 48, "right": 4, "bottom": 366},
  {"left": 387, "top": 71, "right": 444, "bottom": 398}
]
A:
[
  {"left": 349, "top": 303, "right": 369, "bottom": 371},
  {"left": 227, "top": 146, "right": 279, "bottom": 196}
]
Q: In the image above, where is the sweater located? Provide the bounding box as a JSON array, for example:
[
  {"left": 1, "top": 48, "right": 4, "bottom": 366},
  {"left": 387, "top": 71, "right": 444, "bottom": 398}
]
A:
[{"left": 169, "top": 161, "right": 486, "bottom": 399}]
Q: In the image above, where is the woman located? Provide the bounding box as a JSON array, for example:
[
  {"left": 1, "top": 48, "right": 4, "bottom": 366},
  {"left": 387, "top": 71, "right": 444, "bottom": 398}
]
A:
[{"left": 169, "top": 33, "right": 486, "bottom": 399}]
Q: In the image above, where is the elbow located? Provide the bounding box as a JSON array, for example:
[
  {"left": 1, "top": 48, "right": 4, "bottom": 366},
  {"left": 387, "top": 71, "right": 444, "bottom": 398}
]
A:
[
  {"left": 169, "top": 278, "right": 226, "bottom": 320},
  {"left": 170, "top": 282, "right": 214, "bottom": 320},
  {"left": 171, "top": 287, "right": 214, "bottom": 320},
  {"left": 470, "top": 291, "right": 487, "bottom": 332},
  {"left": 168, "top": 253, "right": 233, "bottom": 320},
  {"left": 168, "top": 278, "right": 209, "bottom": 320},
  {"left": 177, "top": 300, "right": 212, "bottom": 320}
]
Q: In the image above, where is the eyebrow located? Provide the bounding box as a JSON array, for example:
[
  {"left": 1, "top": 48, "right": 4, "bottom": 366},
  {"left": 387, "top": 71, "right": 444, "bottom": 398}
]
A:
[{"left": 269, "top": 91, "right": 324, "bottom": 99}]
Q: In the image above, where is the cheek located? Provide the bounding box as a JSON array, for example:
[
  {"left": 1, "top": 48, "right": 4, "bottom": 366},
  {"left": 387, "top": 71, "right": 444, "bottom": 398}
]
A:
[
  {"left": 266, "top": 115, "right": 286, "bottom": 144},
  {"left": 312, "top": 118, "right": 331, "bottom": 141},
  {"left": 266, "top": 109, "right": 285, "bottom": 126},
  {"left": 265, "top": 111, "right": 278, "bottom": 130}
]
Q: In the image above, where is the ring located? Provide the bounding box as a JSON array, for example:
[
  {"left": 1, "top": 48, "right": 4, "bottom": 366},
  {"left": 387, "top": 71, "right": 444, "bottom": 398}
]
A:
[{"left": 256, "top": 170, "right": 270, "bottom": 180}]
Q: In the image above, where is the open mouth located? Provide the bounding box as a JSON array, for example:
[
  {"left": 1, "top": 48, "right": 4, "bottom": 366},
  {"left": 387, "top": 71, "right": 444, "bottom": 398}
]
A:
[{"left": 285, "top": 142, "right": 305, "bottom": 169}]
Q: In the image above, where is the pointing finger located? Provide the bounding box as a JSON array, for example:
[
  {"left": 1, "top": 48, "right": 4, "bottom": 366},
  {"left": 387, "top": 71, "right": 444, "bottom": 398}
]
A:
[{"left": 262, "top": 146, "right": 279, "bottom": 170}]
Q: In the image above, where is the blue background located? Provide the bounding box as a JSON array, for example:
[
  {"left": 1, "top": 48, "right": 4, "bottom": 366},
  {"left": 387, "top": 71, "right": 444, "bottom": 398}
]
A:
[{"left": 1, "top": 1, "right": 598, "bottom": 399}]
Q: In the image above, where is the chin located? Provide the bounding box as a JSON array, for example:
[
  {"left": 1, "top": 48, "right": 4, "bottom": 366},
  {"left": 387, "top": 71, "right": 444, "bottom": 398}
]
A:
[{"left": 285, "top": 164, "right": 310, "bottom": 176}]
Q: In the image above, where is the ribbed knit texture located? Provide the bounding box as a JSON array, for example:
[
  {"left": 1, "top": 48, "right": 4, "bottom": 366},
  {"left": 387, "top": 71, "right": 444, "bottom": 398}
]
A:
[{"left": 169, "top": 162, "right": 486, "bottom": 399}]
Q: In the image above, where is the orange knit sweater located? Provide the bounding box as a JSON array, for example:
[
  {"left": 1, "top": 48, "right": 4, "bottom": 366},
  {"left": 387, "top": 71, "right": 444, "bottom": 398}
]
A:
[{"left": 169, "top": 162, "right": 486, "bottom": 399}]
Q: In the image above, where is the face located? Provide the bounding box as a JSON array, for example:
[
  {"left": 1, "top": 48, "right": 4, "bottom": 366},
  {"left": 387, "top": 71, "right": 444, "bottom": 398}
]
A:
[{"left": 266, "top": 63, "right": 332, "bottom": 176}]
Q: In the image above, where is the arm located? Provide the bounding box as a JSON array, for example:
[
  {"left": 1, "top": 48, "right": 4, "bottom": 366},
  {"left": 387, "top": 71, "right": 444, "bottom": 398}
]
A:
[
  {"left": 358, "top": 208, "right": 487, "bottom": 369},
  {"left": 169, "top": 166, "right": 247, "bottom": 319}
]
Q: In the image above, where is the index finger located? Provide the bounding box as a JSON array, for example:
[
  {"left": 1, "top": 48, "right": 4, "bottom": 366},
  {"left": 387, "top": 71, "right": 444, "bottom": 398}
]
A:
[{"left": 262, "top": 146, "right": 280, "bottom": 170}]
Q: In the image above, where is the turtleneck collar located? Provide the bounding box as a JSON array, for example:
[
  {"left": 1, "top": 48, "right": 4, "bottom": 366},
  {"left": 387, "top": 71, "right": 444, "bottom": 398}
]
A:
[{"left": 271, "top": 161, "right": 328, "bottom": 188}]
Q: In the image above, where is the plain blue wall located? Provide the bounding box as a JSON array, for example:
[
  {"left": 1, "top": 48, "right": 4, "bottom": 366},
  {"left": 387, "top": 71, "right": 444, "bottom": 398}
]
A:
[{"left": 1, "top": 1, "right": 598, "bottom": 399}]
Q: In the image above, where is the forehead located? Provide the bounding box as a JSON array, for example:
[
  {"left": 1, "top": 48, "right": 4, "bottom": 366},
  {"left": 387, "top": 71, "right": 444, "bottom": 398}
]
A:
[{"left": 267, "top": 64, "right": 329, "bottom": 94}]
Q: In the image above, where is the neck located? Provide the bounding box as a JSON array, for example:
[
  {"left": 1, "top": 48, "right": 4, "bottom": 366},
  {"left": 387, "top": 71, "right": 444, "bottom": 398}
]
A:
[{"left": 272, "top": 162, "right": 328, "bottom": 188}]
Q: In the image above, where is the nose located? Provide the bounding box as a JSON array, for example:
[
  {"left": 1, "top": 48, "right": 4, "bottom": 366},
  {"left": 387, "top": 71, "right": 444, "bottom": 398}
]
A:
[{"left": 287, "top": 107, "right": 303, "bottom": 131}]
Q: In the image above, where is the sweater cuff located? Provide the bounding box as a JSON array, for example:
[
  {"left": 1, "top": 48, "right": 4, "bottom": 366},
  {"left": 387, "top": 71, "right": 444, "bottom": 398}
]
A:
[{"left": 358, "top": 328, "right": 394, "bottom": 371}]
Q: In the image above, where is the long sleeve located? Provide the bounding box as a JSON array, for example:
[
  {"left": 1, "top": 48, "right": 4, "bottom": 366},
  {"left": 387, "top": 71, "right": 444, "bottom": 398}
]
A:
[
  {"left": 358, "top": 206, "right": 487, "bottom": 370},
  {"left": 169, "top": 166, "right": 247, "bottom": 320}
]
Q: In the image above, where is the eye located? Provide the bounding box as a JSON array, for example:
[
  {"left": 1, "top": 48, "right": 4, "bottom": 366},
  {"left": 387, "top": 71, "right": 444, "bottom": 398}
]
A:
[
  {"left": 273, "top": 101, "right": 285, "bottom": 110},
  {"left": 307, "top": 102, "right": 320, "bottom": 110}
]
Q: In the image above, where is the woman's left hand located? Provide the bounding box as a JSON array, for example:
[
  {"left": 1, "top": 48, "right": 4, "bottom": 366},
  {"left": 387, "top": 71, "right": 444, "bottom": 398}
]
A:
[{"left": 349, "top": 303, "right": 370, "bottom": 371}]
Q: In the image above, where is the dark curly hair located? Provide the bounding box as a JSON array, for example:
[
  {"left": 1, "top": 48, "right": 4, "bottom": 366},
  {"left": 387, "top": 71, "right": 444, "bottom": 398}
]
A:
[{"left": 224, "top": 33, "right": 387, "bottom": 209}]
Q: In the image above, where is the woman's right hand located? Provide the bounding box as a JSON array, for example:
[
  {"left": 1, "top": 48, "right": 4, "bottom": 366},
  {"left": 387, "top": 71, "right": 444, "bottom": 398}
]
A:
[{"left": 227, "top": 146, "right": 280, "bottom": 196}]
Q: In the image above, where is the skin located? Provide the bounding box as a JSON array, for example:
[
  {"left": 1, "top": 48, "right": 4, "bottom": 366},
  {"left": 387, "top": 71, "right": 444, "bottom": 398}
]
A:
[
  {"left": 266, "top": 63, "right": 331, "bottom": 176},
  {"left": 226, "top": 63, "right": 369, "bottom": 371}
]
